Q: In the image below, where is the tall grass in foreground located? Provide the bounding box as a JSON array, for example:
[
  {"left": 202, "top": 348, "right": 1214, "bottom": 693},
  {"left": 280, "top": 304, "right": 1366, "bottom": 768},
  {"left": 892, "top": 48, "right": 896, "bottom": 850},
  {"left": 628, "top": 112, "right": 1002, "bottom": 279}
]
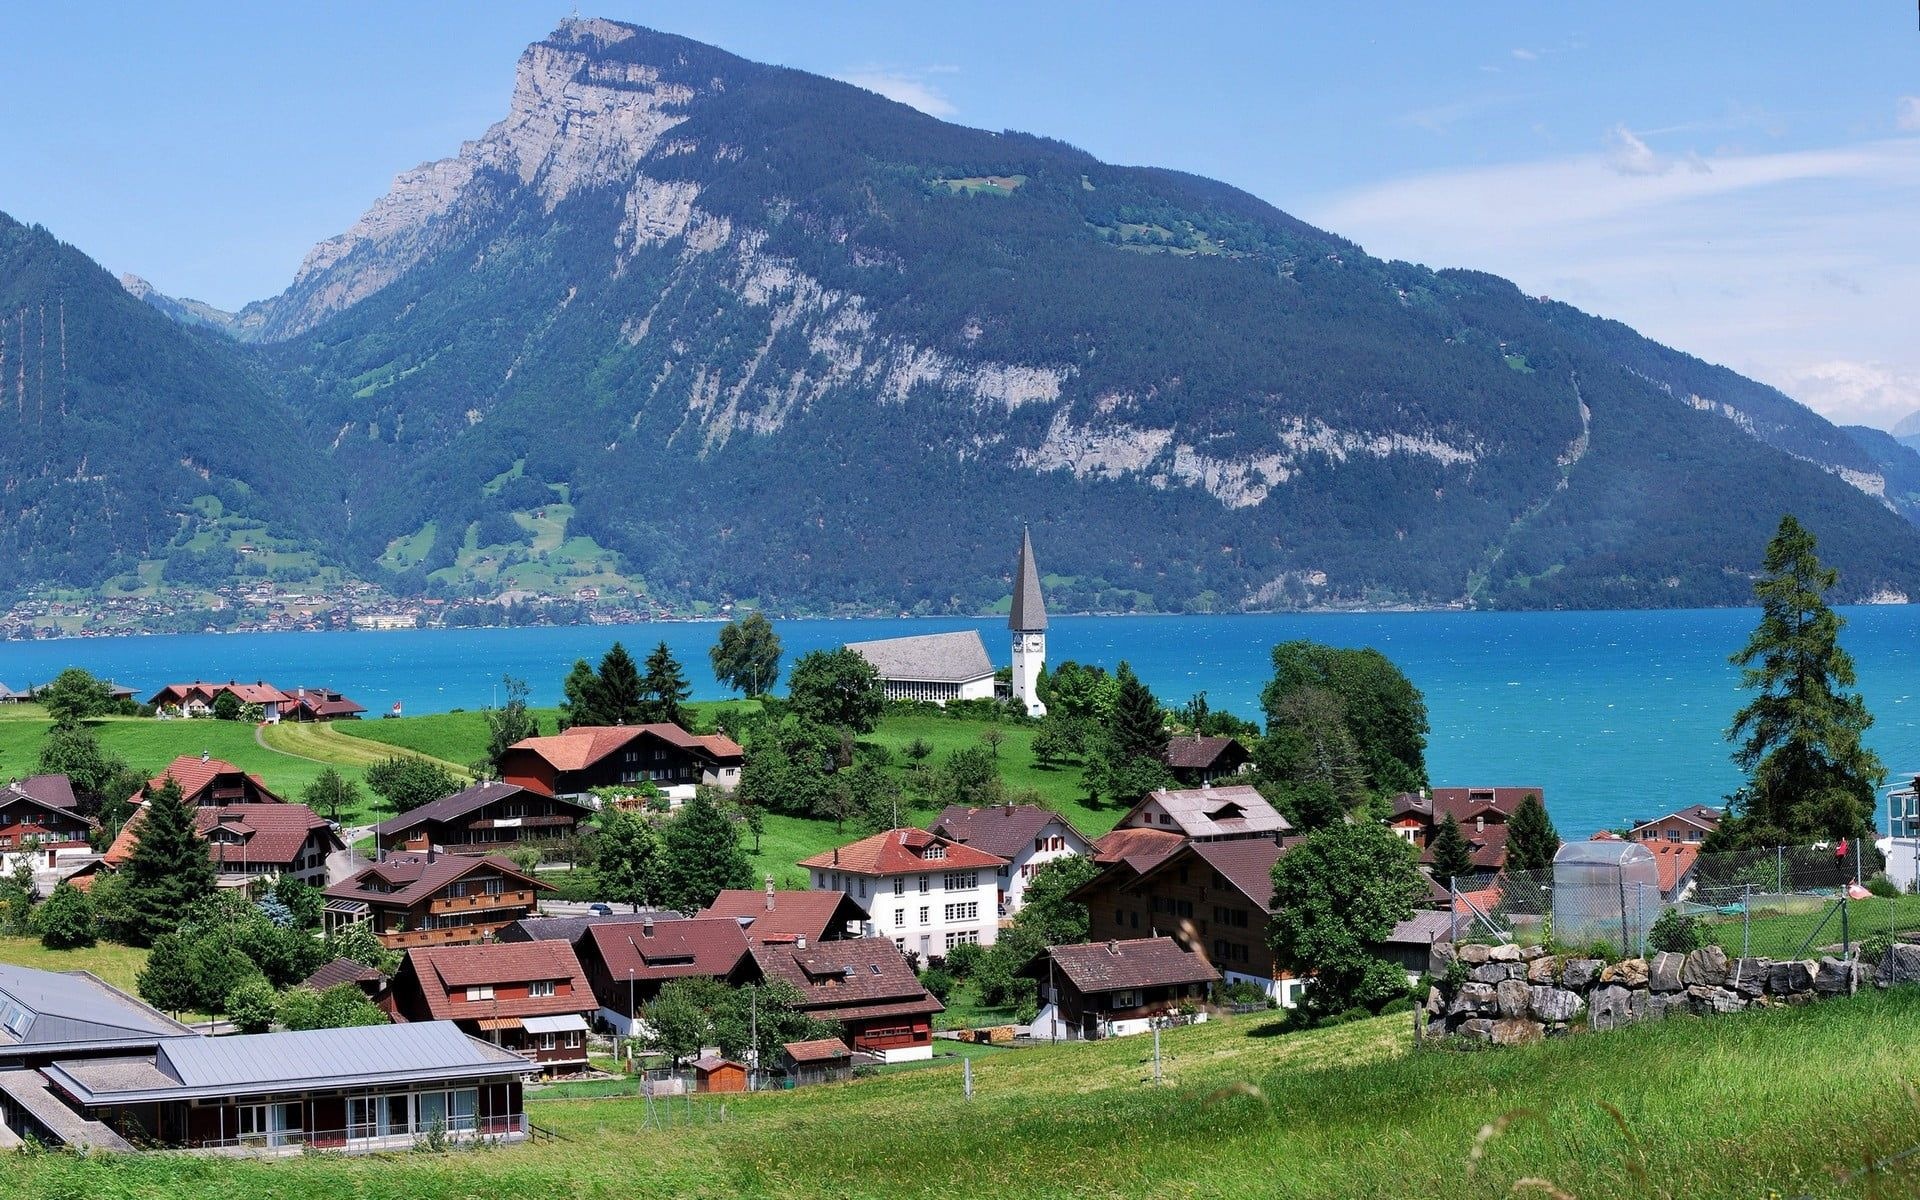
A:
[{"left": 9, "top": 990, "right": 1919, "bottom": 1199}]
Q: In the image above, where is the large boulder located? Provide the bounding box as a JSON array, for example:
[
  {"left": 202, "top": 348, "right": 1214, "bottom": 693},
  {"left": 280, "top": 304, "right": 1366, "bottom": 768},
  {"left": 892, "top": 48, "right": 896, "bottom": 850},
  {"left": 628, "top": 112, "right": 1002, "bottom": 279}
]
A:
[
  {"left": 1880, "top": 943, "right": 1920, "bottom": 986},
  {"left": 1424, "top": 986, "right": 1447, "bottom": 1017},
  {"left": 1561, "top": 959, "right": 1604, "bottom": 990},
  {"left": 1519, "top": 944, "right": 1548, "bottom": 961},
  {"left": 1728, "top": 957, "right": 1771, "bottom": 998},
  {"left": 1490, "top": 1018, "right": 1545, "bottom": 1046},
  {"left": 1460, "top": 1017, "right": 1497, "bottom": 1041},
  {"left": 1602, "top": 958, "right": 1649, "bottom": 988},
  {"left": 1649, "top": 952, "right": 1685, "bottom": 993},
  {"left": 1487, "top": 943, "right": 1524, "bottom": 963},
  {"left": 1686, "top": 986, "right": 1745, "bottom": 1015},
  {"left": 1495, "top": 978, "right": 1531, "bottom": 1018},
  {"left": 1428, "top": 941, "right": 1457, "bottom": 978},
  {"left": 1768, "top": 959, "right": 1816, "bottom": 994},
  {"left": 1814, "top": 957, "right": 1861, "bottom": 996},
  {"left": 1681, "top": 946, "right": 1730, "bottom": 989},
  {"left": 1469, "top": 963, "right": 1516, "bottom": 984},
  {"left": 1526, "top": 956, "right": 1559, "bottom": 985},
  {"left": 1528, "top": 986, "right": 1585, "bottom": 1023},
  {"left": 1588, "top": 984, "right": 1634, "bottom": 1030},
  {"left": 1449, "top": 982, "right": 1499, "bottom": 1016},
  {"left": 1457, "top": 943, "right": 1493, "bottom": 966}
]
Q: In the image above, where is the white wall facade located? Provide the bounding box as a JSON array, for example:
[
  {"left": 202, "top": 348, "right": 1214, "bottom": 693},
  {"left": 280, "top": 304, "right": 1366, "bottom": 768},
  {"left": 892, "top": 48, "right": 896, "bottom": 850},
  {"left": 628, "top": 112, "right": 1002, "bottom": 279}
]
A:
[
  {"left": 1010, "top": 630, "right": 1046, "bottom": 717},
  {"left": 997, "top": 821, "right": 1092, "bottom": 915},
  {"left": 809, "top": 865, "right": 1001, "bottom": 958}
]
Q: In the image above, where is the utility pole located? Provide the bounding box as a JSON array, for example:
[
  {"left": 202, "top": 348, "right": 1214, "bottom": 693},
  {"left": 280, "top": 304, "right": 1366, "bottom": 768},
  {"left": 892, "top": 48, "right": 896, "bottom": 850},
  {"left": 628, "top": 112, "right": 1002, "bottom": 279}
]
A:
[{"left": 749, "top": 989, "right": 759, "bottom": 1092}]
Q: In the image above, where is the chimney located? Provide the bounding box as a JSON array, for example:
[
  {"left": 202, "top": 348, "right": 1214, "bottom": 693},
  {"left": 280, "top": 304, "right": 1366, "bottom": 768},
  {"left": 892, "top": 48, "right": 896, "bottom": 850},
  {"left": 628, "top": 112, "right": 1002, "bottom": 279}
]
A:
[
  {"left": 795, "top": 935, "right": 807, "bottom": 950},
  {"left": 200, "top": 750, "right": 210, "bottom": 763},
  {"left": 1106, "top": 939, "right": 1119, "bottom": 955},
  {"left": 426, "top": 847, "right": 437, "bottom": 863},
  {"left": 832, "top": 847, "right": 839, "bottom": 866},
  {"left": 765, "top": 874, "right": 776, "bottom": 912},
  {"left": 642, "top": 916, "right": 655, "bottom": 938},
  {"left": 1475, "top": 815, "right": 1485, "bottom": 834}
]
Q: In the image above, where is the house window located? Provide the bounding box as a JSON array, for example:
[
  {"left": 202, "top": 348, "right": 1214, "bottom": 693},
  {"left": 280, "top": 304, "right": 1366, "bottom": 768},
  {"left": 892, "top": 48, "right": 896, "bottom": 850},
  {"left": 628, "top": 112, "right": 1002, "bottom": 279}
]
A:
[
  {"left": 918, "top": 874, "right": 930, "bottom": 894},
  {"left": 538, "top": 1033, "right": 557, "bottom": 1050},
  {"left": 997, "top": 865, "right": 1009, "bottom": 878},
  {"left": 945, "top": 929, "right": 979, "bottom": 949},
  {"left": 529, "top": 980, "right": 556, "bottom": 998},
  {"left": 893, "top": 877, "right": 905, "bottom": 895},
  {"left": 481, "top": 877, "right": 505, "bottom": 896},
  {"left": 919, "top": 907, "right": 930, "bottom": 926},
  {"left": 1111, "top": 990, "right": 1137, "bottom": 1009},
  {"left": 858, "top": 879, "right": 867, "bottom": 898},
  {"left": 924, "top": 844, "right": 946, "bottom": 860},
  {"left": 894, "top": 909, "right": 905, "bottom": 926},
  {"left": 942, "top": 871, "right": 978, "bottom": 890},
  {"left": 943, "top": 902, "right": 979, "bottom": 922},
  {"left": 465, "top": 985, "right": 494, "bottom": 1001}
]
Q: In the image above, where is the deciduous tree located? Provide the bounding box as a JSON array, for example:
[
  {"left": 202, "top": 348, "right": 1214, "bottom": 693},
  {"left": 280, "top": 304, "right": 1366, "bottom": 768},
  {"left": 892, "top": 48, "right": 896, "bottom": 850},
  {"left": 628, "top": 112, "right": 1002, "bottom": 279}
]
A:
[
  {"left": 710, "top": 612, "right": 782, "bottom": 697},
  {"left": 660, "top": 789, "right": 753, "bottom": 911},
  {"left": 365, "top": 756, "right": 460, "bottom": 816},
  {"left": 485, "top": 674, "right": 540, "bottom": 767},
  {"left": 787, "top": 648, "right": 885, "bottom": 734},
  {"left": 1267, "top": 821, "right": 1426, "bottom": 1018}
]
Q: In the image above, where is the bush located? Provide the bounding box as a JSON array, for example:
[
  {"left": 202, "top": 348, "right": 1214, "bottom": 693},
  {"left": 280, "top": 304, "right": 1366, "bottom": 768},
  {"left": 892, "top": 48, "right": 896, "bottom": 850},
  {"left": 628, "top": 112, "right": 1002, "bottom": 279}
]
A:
[
  {"left": 943, "top": 942, "right": 985, "bottom": 980},
  {"left": 1866, "top": 873, "right": 1900, "bottom": 899},
  {"left": 33, "top": 881, "right": 94, "bottom": 949},
  {"left": 1219, "top": 979, "right": 1275, "bottom": 1008},
  {"left": 1647, "top": 908, "right": 1716, "bottom": 955},
  {"left": 1376, "top": 996, "right": 1415, "bottom": 1016},
  {"left": 918, "top": 967, "right": 955, "bottom": 1003},
  {"left": 226, "top": 977, "right": 278, "bottom": 1033}
]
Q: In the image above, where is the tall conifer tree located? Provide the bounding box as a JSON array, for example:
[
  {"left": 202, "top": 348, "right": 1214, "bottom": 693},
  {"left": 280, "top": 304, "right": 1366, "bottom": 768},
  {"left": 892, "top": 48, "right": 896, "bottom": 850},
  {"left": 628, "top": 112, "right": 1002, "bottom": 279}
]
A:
[
  {"left": 640, "top": 642, "right": 692, "bottom": 727},
  {"left": 122, "top": 776, "right": 215, "bottom": 946},
  {"left": 1505, "top": 793, "right": 1561, "bottom": 873},
  {"left": 1429, "top": 813, "right": 1474, "bottom": 886}
]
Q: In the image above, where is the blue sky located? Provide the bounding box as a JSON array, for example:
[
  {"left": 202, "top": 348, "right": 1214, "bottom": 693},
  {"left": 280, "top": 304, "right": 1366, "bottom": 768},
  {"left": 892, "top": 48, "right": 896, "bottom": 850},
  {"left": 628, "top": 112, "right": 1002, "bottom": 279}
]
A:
[{"left": 3, "top": 2, "right": 1916, "bottom": 426}]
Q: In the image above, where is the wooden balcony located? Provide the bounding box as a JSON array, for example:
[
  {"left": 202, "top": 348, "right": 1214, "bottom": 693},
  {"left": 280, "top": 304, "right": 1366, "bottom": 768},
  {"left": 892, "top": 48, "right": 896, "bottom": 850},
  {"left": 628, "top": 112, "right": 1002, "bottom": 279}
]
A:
[
  {"left": 377, "top": 921, "right": 514, "bottom": 949},
  {"left": 428, "top": 889, "right": 536, "bottom": 916}
]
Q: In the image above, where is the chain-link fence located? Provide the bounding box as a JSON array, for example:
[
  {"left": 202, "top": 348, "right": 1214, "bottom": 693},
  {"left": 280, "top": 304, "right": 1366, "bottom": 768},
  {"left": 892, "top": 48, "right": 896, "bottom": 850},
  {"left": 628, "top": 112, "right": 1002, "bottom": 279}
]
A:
[{"left": 1450, "top": 842, "right": 1920, "bottom": 961}]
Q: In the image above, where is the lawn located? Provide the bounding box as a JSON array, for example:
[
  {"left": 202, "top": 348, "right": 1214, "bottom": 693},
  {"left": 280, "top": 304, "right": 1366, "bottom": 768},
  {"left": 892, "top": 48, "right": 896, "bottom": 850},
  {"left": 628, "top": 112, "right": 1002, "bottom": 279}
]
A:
[
  {"left": 931, "top": 978, "right": 1019, "bottom": 1031},
  {"left": 11, "top": 992, "right": 1920, "bottom": 1198},
  {"left": 0, "top": 934, "right": 150, "bottom": 995},
  {"left": 1700, "top": 892, "right": 1920, "bottom": 959}
]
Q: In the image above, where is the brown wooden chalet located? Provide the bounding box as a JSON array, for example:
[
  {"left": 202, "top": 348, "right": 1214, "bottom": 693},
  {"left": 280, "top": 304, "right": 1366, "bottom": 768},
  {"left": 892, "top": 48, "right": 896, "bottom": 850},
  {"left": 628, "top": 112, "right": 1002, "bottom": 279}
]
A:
[
  {"left": 1110, "top": 784, "right": 1292, "bottom": 843},
  {"left": 498, "top": 724, "right": 743, "bottom": 800},
  {"left": 322, "top": 853, "right": 549, "bottom": 950},
  {"left": 389, "top": 941, "right": 594, "bottom": 1074},
  {"left": 1388, "top": 787, "right": 1544, "bottom": 874},
  {"left": 695, "top": 880, "right": 870, "bottom": 945},
  {"left": 0, "top": 775, "right": 95, "bottom": 869},
  {"left": 573, "top": 916, "right": 756, "bottom": 1033},
  {"left": 1160, "top": 735, "right": 1251, "bottom": 786},
  {"left": 1026, "top": 936, "right": 1219, "bottom": 1040},
  {"left": 283, "top": 686, "right": 366, "bottom": 722},
  {"left": 132, "top": 754, "right": 284, "bottom": 807},
  {"left": 102, "top": 799, "right": 340, "bottom": 889},
  {"left": 372, "top": 781, "right": 590, "bottom": 857},
  {"left": 749, "top": 938, "right": 943, "bottom": 1064}
]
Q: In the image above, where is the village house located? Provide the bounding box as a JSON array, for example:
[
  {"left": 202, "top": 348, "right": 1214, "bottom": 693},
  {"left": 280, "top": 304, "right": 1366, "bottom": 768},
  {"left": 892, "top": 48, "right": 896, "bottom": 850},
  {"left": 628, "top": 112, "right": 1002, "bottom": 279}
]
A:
[
  {"left": 1160, "top": 735, "right": 1252, "bottom": 787},
  {"left": 29, "top": 1023, "right": 536, "bottom": 1152},
  {"left": 843, "top": 630, "right": 997, "bottom": 705},
  {"left": 282, "top": 686, "right": 367, "bottom": 722},
  {"left": 1026, "top": 936, "right": 1219, "bottom": 1041},
  {"left": 147, "top": 681, "right": 297, "bottom": 722},
  {"left": 696, "top": 881, "right": 871, "bottom": 945},
  {"left": 1110, "top": 784, "right": 1292, "bottom": 844},
  {"left": 0, "top": 776, "right": 96, "bottom": 873},
  {"left": 110, "top": 803, "right": 341, "bottom": 889},
  {"left": 133, "top": 753, "right": 285, "bottom": 807},
  {"left": 322, "top": 853, "right": 549, "bottom": 950},
  {"left": 0, "top": 964, "right": 196, "bottom": 1073},
  {"left": 572, "top": 916, "right": 756, "bottom": 1036},
  {"left": 498, "top": 724, "right": 744, "bottom": 804},
  {"left": 780, "top": 1036, "right": 854, "bottom": 1086},
  {"left": 1628, "top": 803, "right": 1722, "bottom": 846},
  {"left": 800, "top": 828, "right": 1006, "bottom": 959},
  {"left": 372, "top": 781, "right": 591, "bottom": 857},
  {"left": 300, "top": 958, "right": 392, "bottom": 1008},
  {"left": 749, "top": 938, "right": 943, "bottom": 1063},
  {"left": 388, "top": 942, "right": 595, "bottom": 1075},
  {"left": 498, "top": 910, "right": 685, "bottom": 948},
  {"left": 929, "top": 803, "right": 1091, "bottom": 915},
  {"left": 1388, "top": 787, "right": 1546, "bottom": 876}
]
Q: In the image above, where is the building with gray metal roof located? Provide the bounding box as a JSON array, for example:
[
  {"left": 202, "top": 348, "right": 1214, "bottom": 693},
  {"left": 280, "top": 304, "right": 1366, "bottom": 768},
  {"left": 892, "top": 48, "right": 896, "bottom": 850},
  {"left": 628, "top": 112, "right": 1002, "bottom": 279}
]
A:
[
  {"left": 845, "top": 630, "right": 996, "bottom": 705},
  {"left": 0, "top": 964, "right": 195, "bottom": 1069}
]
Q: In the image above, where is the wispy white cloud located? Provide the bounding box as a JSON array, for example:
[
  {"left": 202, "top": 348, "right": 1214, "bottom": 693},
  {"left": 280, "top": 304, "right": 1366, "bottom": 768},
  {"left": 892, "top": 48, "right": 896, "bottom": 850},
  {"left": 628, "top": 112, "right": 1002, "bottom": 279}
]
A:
[
  {"left": 1306, "top": 131, "right": 1920, "bottom": 427},
  {"left": 835, "top": 68, "right": 957, "bottom": 119},
  {"left": 1511, "top": 47, "right": 1538, "bottom": 61},
  {"left": 1899, "top": 95, "right": 1920, "bottom": 132},
  {"left": 1401, "top": 94, "right": 1517, "bottom": 135}
]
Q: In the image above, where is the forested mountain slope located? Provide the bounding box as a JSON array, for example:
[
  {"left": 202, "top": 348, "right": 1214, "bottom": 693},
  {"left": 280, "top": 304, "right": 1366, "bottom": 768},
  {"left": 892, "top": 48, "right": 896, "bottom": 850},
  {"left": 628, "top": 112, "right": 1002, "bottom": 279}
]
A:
[{"left": 0, "top": 215, "right": 341, "bottom": 600}]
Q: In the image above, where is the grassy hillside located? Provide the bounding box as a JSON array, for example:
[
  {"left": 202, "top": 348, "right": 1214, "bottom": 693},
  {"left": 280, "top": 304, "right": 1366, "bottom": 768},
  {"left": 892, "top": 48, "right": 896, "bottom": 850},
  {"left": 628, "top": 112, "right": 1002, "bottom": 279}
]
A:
[{"left": 8, "top": 992, "right": 1920, "bottom": 1198}]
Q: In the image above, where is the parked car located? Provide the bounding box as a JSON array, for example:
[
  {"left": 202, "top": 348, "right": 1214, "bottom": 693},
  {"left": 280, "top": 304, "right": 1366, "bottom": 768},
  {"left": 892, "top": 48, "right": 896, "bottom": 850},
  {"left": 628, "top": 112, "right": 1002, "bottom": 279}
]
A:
[{"left": 588, "top": 902, "right": 614, "bottom": 916}]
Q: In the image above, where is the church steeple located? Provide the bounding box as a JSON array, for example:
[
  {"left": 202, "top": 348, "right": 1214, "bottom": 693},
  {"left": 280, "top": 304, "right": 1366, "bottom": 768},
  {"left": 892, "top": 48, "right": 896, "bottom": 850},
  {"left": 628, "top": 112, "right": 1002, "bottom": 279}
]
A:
[
  {"left": 1009, "top": 526, "right": 1047, "bottom": 633},
  {"left": 1009, "top": 527, "right": 1047, "bottom": 716}
]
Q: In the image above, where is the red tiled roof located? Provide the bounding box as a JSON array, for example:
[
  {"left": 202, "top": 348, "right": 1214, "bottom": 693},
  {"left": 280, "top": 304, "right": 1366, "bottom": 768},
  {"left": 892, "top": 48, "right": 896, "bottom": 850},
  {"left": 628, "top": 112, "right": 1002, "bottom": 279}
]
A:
[
  {"left": 1646, "top": 842, "right": 1702, "bottom": 897},
  {"left": 697, "top": 889, "right": 870, "bottom": 944},
  {"left": 104, "top": 802, "right": 336, "bottom": 870},
  {"left": 1162, "top": 736, "right": 1246, "bottom": 771},
  {"left": 931, "top": 804, "right": 1087, "bottom": 860},
  {"left": 582, "top": 917, "right": 754, "bottom": 983},
  {"left": 750, "top": 940, "right": 941, "bottom": 1019},
  {"left": 131, "top": 755, "right": 283, "bottom": 806},
  {"left": 1090, "top": 827, "right": 1186, "bottom": 874},
  {"left": 400, "top": 941, "right": 593, "bottom": 1021},
  {"left": 506, "top": 724, "right": 744, "bottom": 772},
  {"left": 291, "top": 688, "right": 367, "bottom": 718},
  {"left": 782, "top": 1036, "right": 852, "bottom": 1063},
  {"left": 323, "top": 853, "right": 549, "bottom": 907},
  {"left": 151, "top": 681, "right": 296, "bottom": 706},
  {"left": 1431, "top": 788, "right": 1542, "bottom": 821},
  {"left": 798, "top": 828, "right": 1005, "bottom": 875},
  {"left": 1039, "top": 937, "right": 1219, "bottom": 994}
]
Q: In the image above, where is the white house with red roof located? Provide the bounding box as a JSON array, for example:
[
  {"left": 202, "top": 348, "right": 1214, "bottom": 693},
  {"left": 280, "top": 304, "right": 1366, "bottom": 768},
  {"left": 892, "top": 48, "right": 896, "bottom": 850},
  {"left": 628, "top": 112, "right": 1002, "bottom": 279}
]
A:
[{"left": 800, "top": 828, "right": 1007, "bottom": 958}]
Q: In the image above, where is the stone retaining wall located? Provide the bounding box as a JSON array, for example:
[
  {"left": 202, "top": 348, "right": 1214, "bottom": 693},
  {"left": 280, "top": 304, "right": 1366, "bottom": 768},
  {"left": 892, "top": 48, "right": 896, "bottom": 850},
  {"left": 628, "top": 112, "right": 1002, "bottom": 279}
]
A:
[{"left": 1422, "top": 941, "right": 1920, "bottom": 1045}]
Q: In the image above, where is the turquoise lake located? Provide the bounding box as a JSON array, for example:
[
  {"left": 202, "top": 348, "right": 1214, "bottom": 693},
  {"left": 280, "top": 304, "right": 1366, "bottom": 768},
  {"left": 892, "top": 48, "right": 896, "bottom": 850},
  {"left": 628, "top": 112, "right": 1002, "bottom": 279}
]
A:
[{"left": 5, "top": 609, "right": 1918, "bottom": 838}]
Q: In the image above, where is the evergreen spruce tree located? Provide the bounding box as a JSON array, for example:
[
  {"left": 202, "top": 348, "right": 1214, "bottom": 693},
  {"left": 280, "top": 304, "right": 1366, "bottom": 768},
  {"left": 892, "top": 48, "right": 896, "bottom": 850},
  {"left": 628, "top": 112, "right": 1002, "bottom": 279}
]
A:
[
  {"left": 598, "top": 642, "right": 646, "bottom": 725},
  {"left": 1505, "top": 793, "right": 1561, "bottom": 873},
  {"left": 121, "top": 776, "right": 215, "bottom": 946},
  {"left": 559, "top": 659, "right": 608, "bottom": 729},
  {"left": 660, "top": 790, "right": 753, "bottom": 912},
  {"left": 640, "top": 642, "right": 692, "bottom": 727},
  {"left": 1429, "top": 813, "right": 1474, "bottom": 886},
  {"left": 1724, "top": 515, "right": 1885, "bottom": 845},
  {"left": 1107, "top": 662, "right": 1168, "bottom": 763}
]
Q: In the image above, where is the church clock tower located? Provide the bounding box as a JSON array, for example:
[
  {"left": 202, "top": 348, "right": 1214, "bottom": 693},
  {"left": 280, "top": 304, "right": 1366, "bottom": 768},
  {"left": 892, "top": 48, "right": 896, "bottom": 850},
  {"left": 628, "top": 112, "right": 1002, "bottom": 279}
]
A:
[{"left": 1009, "top": 527, "right": 1048, "bottom": 717}]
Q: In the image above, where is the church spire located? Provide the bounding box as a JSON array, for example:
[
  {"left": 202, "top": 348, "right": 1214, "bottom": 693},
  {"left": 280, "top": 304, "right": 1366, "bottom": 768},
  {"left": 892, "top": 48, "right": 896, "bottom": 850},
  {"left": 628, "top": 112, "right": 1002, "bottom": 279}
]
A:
[{"left": 1009, "top": 525, "right": 1047, "bottom": 632}]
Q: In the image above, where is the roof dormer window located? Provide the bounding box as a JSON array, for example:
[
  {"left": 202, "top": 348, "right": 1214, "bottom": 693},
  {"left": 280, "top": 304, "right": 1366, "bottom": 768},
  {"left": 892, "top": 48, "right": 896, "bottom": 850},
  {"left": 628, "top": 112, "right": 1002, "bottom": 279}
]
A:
[{"left": 923, "top": 844, "right": 946, "bottom": 860}]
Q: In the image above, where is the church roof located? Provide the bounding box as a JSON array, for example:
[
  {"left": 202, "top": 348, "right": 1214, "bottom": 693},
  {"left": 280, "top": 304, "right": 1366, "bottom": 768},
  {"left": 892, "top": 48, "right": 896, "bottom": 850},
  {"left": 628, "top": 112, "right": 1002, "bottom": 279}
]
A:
[
  {"left": 845, "top": 631, "right": 994, "bottom": 684},
  {"left": 1009, "top": 528, "right": 1047, "bottom": 632}
]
